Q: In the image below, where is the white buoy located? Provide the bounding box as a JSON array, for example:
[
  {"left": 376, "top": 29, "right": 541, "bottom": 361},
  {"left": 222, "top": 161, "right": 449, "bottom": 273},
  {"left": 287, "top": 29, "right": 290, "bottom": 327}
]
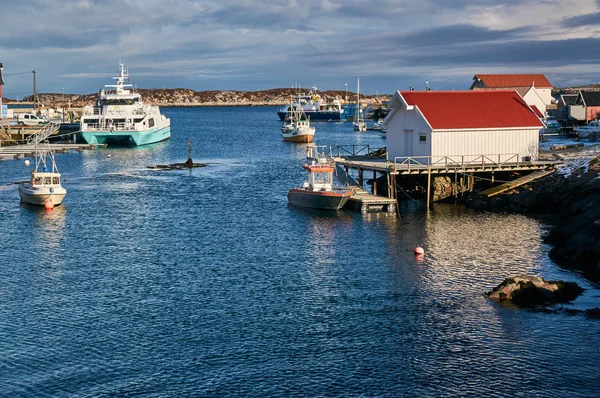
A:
[
  {"left": 24, "top": 160, "right": 30, "bottom": 167},
  {"left": 107, "top": 154, "right": 112, "bottom": 159}
]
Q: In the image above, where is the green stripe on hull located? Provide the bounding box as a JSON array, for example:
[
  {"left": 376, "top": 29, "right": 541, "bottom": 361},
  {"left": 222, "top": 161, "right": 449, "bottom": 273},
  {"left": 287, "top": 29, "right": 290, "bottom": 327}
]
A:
[{"left": 81, "top": 126, "right": 171, "bottom": 146}]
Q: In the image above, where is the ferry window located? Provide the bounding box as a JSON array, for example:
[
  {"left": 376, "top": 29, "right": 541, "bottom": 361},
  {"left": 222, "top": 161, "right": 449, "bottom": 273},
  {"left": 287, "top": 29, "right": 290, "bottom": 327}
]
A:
[
  {"left": 52, "top": 177, "right": 59, "bottom": 184},
  {"left": 149, "top": 118, "right": 155, "bottom": 128},
  {"left": 419, "top": 134, "right": 427, "bottom": 143}
]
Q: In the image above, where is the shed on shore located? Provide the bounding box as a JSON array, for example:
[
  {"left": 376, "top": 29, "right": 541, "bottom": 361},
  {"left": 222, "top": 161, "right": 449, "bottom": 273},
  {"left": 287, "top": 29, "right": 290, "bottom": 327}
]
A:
[{"left": 383, "top": 90, "right": 545, "bottom": 163}]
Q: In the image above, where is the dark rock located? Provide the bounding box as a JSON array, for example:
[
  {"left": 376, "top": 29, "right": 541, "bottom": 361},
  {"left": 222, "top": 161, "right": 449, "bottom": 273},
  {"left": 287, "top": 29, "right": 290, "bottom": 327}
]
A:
[
  {"left": 585, "top": 308, "right": 600, "bottom": 319},
  {"left": 487, "top": 276, "right": 584, "bottom": 306}
]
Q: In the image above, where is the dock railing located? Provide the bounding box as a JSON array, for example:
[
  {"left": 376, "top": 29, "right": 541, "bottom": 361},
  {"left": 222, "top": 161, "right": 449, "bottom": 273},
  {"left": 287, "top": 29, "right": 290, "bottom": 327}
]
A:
[
  {"left": 392, "top": 154, "right": 521, "bottom": 172},
  {"left": 330, "top": 145, "right": 384, "bottom": 158}
]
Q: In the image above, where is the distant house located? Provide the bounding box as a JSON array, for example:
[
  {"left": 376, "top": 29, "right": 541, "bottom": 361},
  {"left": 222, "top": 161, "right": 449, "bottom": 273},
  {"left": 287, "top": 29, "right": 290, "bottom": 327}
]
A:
[
  {"left": 470, "top": 74, "right": 553, "bottom": 108},
  {"left": 384, "top": 90, "right": 544, "bottom": 163},
  {"left": 517, "top": 86, "right": 547, "bottom": 118},
  {"left": 556, "top": 94, "right": 577, "bottom": 121},
  {"left": 572, "top": 91, "right": 600, "bottom": 123}
]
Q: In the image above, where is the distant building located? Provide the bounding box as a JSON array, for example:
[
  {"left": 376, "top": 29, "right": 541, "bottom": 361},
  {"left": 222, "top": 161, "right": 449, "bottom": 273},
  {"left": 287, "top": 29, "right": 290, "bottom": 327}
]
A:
[
  {"left": 572, "top": 91, "right": 600, "bottom": 123},
  {"left": 556, "top": 94, "right": 577, "bottom": 122},
  {"left": 470, "top": 74, "right": 553, "bottom": 108},
  {"left": 384, "top": 90, "right": 544, "bottom": 162},
  {"left": 517, "top": 86, "right": 547, "bottom": 118}
]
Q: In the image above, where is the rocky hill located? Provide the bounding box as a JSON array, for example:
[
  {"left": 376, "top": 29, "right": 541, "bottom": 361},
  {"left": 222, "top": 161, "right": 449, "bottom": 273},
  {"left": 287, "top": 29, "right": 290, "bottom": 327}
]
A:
[{"left": 6, "top": 88, "right": 390, "bottom": 108}]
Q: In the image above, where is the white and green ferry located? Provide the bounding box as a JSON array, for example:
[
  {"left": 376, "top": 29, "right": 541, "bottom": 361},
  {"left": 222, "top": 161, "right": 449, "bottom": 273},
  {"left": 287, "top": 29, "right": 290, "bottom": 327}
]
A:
[{"left": 80, "top": 63, "right": 170, "bottom": 146}]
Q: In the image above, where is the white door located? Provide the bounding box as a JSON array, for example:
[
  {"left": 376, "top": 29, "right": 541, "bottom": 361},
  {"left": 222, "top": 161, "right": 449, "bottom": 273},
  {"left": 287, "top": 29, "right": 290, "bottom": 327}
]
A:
[{"left": 404, "top": 130, "right": 413, "bottom": 157}]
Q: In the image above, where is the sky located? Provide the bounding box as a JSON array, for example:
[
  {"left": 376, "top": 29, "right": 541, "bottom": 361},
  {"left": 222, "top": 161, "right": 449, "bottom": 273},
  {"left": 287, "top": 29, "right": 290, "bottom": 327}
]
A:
[{"left": 1, "top": 0, "right": 600, "bottom": 97}]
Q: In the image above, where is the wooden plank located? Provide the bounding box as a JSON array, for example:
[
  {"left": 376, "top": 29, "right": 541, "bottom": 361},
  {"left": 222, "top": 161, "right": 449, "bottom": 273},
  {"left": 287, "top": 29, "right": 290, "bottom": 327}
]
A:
[{"left": 479, "top": 169, "right": 555, "bottom": 198}]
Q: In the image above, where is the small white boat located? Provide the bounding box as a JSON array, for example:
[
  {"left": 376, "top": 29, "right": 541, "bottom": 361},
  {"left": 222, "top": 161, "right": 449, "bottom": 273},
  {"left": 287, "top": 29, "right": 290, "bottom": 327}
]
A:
[
  {"left": 372, "top": 118, "right": 386, "bottom": 132},
  {"left": 575, "top": 120, "right": 600, "bottom": 139},
  {"left": 19, "top": 143, "right": 66, "bottom": 206},
  {"left": 281, "top": 105, "right": 316, "bottom": 143},
  {"left": 352, "top": 79, "right": 367, "bottom": 132}
]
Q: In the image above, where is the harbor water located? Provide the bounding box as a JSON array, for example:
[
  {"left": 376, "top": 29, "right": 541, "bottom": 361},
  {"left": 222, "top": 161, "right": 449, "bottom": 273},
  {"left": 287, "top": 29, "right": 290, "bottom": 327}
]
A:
[{"left": 1, "top": 107, "right": 599, "bottom": 396}]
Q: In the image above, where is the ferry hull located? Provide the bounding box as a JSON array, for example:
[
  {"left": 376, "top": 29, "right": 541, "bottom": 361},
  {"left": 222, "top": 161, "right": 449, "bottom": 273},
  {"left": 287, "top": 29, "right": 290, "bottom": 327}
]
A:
[
  {"left": 81, "top": 125, "right": 171, "bottom": 146},
  {"left": 18, "top": 185, "right": 66, "bottom": 206},
  {"left": 278, "top": 111, "right": 342, "bottom": 122},
  {"left": 288, "top": 189, "right": 352, "bottom": 210}
]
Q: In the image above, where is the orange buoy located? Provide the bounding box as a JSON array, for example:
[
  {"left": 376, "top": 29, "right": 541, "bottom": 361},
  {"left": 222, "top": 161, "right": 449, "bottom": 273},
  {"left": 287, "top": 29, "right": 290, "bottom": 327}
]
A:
[
  {"left": 414, "top": 246, "right": 424, "bottom": 255},
  {"left": 45, "top": 201, "right": 54, "bottom": 210}
]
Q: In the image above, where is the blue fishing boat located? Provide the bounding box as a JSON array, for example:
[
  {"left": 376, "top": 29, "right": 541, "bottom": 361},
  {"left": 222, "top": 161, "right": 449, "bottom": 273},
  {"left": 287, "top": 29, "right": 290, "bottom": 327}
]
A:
[{"left": 277, "top": 87, "right": 344, "bottom": 122}]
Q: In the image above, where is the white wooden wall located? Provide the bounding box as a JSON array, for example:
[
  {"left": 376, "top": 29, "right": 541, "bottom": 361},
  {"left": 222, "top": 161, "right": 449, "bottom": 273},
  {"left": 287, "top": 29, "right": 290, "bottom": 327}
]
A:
[
  {"left": 430, "top": 128, "right": 540, "bottom": 162},
  {"left": 386, "top": 107, "right": 432, "bottom": 160}
]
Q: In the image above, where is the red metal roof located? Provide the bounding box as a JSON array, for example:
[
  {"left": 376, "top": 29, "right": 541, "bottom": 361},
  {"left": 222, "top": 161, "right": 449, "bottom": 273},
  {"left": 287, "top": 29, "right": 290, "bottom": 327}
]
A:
[
  {"left": 399, "top": 90, "right": 545, "bottom": 130},
  {"left": 530, "top": 105, "right": 544, "bottom": 118},
  {"left": 474, "top": 74, "right": 552, "bottom": 88}
]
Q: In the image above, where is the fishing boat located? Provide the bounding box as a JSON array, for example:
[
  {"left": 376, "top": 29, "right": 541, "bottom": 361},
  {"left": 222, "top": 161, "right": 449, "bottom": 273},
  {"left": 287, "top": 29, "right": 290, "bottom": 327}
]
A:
[
  {"left": 18, "top": 142, "right": 66, "bottom": 207},
  {"left": 288, "top": 158, "right": 353, "bottom": 210},
  {"left": 277, "top": 87, "right": 344, "bottom": 122},
  {"left": 80, "top": 62, "right": 171, "bottom": 146},
  {"left": 352, "top": 79, "right": 366, "bottom": 132},
  {"left": 281, "top": 104, "right": 316, "bottom": 143}
]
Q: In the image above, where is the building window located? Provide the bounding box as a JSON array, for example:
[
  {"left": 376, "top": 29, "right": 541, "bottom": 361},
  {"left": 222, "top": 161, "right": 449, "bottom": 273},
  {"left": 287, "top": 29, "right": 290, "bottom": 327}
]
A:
[{"left": 419, "top": 134, "right": 427, "bottom": 143}]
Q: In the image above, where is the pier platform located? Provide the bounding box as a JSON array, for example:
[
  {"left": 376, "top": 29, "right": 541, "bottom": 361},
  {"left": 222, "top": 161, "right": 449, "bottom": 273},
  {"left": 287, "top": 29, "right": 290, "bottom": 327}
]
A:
[
  {"left": 0, "top": 143, "right": 106, "bottom": 161},
  {"left": 346, "top": 186, "right": 396, "bottom": 213}
]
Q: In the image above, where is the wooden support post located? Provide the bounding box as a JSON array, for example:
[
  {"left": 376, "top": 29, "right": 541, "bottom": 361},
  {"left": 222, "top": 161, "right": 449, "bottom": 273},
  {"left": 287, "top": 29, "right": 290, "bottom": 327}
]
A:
[
  {"left": 491, "top": 172, "right": 495, "bottom": 183},
  {"left": 427, "top": 169, "right": 432, "bottom": 209},
  {"left": 373, "top": 170, "right": 377, "bottom": 195},
  {"left": 358, "top": 168, "right": 363, "bottom": 187},
  {"left": 386, "top": 172, "right": 392, "bottom": 198}
]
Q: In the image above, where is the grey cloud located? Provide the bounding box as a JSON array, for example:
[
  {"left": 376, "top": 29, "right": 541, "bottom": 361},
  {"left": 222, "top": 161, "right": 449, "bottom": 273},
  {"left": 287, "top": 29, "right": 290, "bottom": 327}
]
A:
[{"left": 561, "top": 12, "right": 600, "bottom": 28}]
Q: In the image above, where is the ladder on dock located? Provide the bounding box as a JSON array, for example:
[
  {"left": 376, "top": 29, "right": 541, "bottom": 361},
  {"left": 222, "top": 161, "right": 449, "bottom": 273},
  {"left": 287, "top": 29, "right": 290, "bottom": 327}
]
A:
[{"left": 478, "top": 169, "right": 555, "bottom": 198}]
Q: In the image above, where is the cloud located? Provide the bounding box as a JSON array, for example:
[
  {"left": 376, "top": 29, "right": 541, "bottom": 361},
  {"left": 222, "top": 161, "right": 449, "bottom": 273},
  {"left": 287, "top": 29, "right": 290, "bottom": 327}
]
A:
[
  {"left": 1, "top": 0, "right": 600, "bottom": 95},
  {"left": 561, "top": 12, "right": 600, "bottom": 28}
]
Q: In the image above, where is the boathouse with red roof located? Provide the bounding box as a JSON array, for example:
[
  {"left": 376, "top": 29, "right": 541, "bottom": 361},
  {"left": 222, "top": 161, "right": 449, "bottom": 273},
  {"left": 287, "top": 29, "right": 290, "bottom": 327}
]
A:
[
  {"left": 384, "top": 90, "right": 545, "bottom": 163},
  {"left": 470, "top": 74, "right": 553, "bottom": 107}
]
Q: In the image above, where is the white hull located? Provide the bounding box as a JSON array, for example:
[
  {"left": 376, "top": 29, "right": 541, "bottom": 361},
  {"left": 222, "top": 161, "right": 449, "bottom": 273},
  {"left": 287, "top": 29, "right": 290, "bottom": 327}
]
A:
[
  {"left": 282, "top": 127, "right": 315, "bottom": 142},
  {"left": 19, "top": 184, "right": 66, "bottom": 206},
  {"left": 575, "top": 127, "right": 600, "bottom": 139}
]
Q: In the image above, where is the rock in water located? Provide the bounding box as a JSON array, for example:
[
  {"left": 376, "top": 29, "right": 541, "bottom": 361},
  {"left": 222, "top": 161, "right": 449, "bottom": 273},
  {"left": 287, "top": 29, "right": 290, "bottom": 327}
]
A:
[
  {"left": 487, "top": 275, "right": 584, "bottom": 306},
  {"left": 184, "top": 157, "right": 193, "bottom": 168}
]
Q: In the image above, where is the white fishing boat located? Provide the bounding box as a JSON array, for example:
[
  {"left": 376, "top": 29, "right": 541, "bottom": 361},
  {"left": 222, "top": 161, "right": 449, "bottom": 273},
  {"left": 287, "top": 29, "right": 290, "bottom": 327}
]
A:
[
  {"left": 353, "top": 79, "right": 366, "bottom": 132},
  {"left": 288, "top": 157, "right": 353, "bottom": 210},
  {"left": 575, "top": 120, "right": 600, "bottom": 139},
  {"left": 281, "top": 105, "right": 316, "bottom": 143},
  {"left": 80, "top": 62, "right": 171, "bottom": 146},
  {"left": 18, "top": 141, "right": 66, "bottom": 207}
]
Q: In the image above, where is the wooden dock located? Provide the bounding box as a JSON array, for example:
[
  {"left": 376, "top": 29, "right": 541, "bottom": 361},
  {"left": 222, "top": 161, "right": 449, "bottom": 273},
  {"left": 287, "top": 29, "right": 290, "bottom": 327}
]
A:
[
  {"left": 0, "top": 142, "right": 106, "bottom": 161},
  {"left": 325, "top": 145, "right": 561, "bottom": 209},
  {"left": 346, "top": 186, "right": 396, "bottom": 213},
  {"left": 478, "top": 169, "right": 555, "bottom": 198}
]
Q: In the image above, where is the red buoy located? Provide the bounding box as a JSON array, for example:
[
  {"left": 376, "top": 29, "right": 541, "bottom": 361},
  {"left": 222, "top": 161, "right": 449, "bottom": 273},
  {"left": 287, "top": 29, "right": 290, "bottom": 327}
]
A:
[
  {"left": 414, "top": 246, "right": 424, "bottom": 255},
  {"left": 45, "top": 201, "right": 54, "bottom": 210}
]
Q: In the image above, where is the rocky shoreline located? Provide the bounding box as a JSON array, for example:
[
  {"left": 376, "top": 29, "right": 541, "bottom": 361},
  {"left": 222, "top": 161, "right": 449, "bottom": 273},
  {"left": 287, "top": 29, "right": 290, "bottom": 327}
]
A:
[
  {"left": 4, "top": 88, "right": 391, "bottom": 108},
  {"left": 466, "top": 146, "right": 600, "bottom": 280}
]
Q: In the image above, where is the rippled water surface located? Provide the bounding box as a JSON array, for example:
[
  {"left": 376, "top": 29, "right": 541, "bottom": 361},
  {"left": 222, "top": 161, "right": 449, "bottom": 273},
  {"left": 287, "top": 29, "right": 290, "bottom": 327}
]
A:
[{"left": 1, "top": 107, "right": 599, "bottom": 397}]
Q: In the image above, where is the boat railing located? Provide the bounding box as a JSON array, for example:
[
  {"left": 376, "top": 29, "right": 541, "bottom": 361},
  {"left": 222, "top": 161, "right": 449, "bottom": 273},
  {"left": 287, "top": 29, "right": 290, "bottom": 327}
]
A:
[
  {"left": 25, "top": 122, "right": 60, "bottom": 146},
  {"left": 392, "top": 153, "right": 522, "bottom": 171}
]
